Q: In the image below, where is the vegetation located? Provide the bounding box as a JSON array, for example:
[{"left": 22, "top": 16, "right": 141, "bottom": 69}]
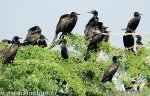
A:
[{"left": 0, "top": 34, "right": 150, "bottom": 96}]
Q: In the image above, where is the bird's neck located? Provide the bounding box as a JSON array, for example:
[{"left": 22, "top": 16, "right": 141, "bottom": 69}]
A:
[
  {"left": 134, "top": 16, "right": 141, "bottom": 18},
  {"left": 93, "top": 14, "right": 98, "bottom": 18},
  {"left": 71, "top": 14, "right": 76, "bottom": 18}
]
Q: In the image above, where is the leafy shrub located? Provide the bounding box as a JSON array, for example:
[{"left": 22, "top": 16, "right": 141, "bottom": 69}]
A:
[{"left": 0, "top": 34, "right": 149, "bottom": 96}]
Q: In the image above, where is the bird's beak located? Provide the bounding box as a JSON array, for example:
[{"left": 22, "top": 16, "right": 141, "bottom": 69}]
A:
[
  {"left": 121, "top": 29, "right": 126, "bottom": 30},
  {"left": 45, "top": 38, "right": 48, "bottom": 40},
  {"left": 77, "top": 13, "right": 80, "bottom": 15},
  {"left": 104, "top": 27, "right": 108, "bottom": 29},
  {"left": 140, "top": 14, "right": 143, "bottom": 15},
  {"left": 19, "top": 37, "right": 22, "bottom": 39},
  {"left": 87, "top": 12, "right": 92, "bottom": 13}
]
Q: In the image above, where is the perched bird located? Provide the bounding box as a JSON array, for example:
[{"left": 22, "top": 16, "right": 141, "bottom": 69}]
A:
[
  {"left": 84, "top": 10, "right": 100, "bottom": 39},
  {"left": 1, "top": 39, "right": 12, "bottom": 45},
  {"left": 2, "top": 36, "right": 22, "bottom": 72},
  {"left": 27, "top": 26, "right": 42, "bottom": 35},
  {"left": 127, "top": 12, "right": 142, "bottom": 32},
  {"left": 84, "top": 32, "right": 104, "bottom": 61},
  {"left": 101, "top": 56, "right": 121, "bottom": 83},
  {"left": 87, "top": 32, "right": 104, "bottom": 51},
  {"left": 60, "top": 37, "right": 68, "bottom": 59},
  {"left": 23, "top": 32, "right": 40, "bottom": 45},
  {"left": 87, "top": 10, "right": 99, "bottom": 26},
  {"left": 123, "top": 29, "right": 135, "bottom": 53},
  {"left": 52, "top": 12, "right": 80, "bottom": 43},
  {"left": 37, "top": 34, "right": 48, "bottom": 48},
  {"left": 136, "top": 35, "right": 143, "bottom": 46}
]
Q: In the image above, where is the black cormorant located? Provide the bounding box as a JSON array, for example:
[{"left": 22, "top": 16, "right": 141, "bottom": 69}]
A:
[
  {"left": 87, "top": 10, "right": 99, "bottom": 25},
  {"left": 127, "top": 12, "right": 142, "bottom": 32},
  {"left": 27, "top": 26, "right": 42, "bottom": 35},
  {"left": 23, "top": 32, "right": 40, "bottom": 45},
  {"left": 101, "top": 56, "right": 121, "bottom": 83},
  {"left": 84, "top": 10, "right": 99, "bottom": 39},
  {"left": 52, "top": 12, "right": 80, "bottom": 43},
  {"left": 60, "top": 37, "right": 68, "bottom": 59},
  {"left": 123, "top": 29, "right": 135, "bottom": 53},
  {"left": 87, "top": 32, "right": 104, "bottom": 51},
  {"left": 1, "top": 39, "right": 12, "bottom": 44},
  {"left": 84, "top": 32, "right": 104, "bottom": 60},
  {"left": 2, "top": 36, "right": 22, "bottom": 72},
  {"left": 136, "top": 35, "right": 143, "bottom": 46},
  {"left": 37, "top": 34, "right": 48, "bottom": 48}
]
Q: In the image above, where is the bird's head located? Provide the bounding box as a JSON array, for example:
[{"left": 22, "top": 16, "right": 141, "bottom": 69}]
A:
[
  {"left": 71, "top": 12, "right": 80, "bottom": 16},
  {"left": 12, "top": 36, "right": 22, "bottom": 42},
  {"left": 135, "top": 35, "right": 142, "bottom": 40},
  {"left": 87, "top": 10, "right": 98, "bottom": 16},
  {"left": 112, "top": 55, "right": 122, "bottom": 63},
  {"left": 134, "top": 12, "right": 143, "bottom": 17}
]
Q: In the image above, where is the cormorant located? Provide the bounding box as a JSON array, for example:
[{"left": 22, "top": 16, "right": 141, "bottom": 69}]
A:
[
  {"left": 136, "top": 35, "right": 143, "bottom": 46},
  {"left": 52, "top": 12, "right": 80, "bottom": 43},
  {"left": 2, "top": 36, "right": 22, "bottom": 72},
  {"left": 84, "top": 10, "right": 99, "bottom": 39},
  {"left": 87, "top": 32, "right": 104, "bottom": 51},
  {"left": 101, "top": 56, "right": 121, "bottom": 83},
  {"left": 1, "top": 39, "right": 12, "bottom": 45},
  {"left": 60, "top": 37, "right": 68, "bottom": 59},
  {"left": 37, "top": 34, "right": 48, "bottom": 48},
  {"left": 27, "top": 26, "right": 42, "bottom": 35},
  {"left": 84, "top": 32, "right": 104, "bottom": 61},
  {"left": 23, "top": 32, "right": 40, "bottom": 45},
  {"left": 127, "top": 12, "right": 142, "bottom": 32},
  {"left": 123, "top": 29, "right": 135, "bottom": 53},
  {"left": 87, "top": 10, "right": 99, "bottom": 25}
]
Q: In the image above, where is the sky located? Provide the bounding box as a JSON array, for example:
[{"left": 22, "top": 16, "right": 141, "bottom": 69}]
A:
[{"left": 0, "top": 0, "right": 150, "bottom": 48}]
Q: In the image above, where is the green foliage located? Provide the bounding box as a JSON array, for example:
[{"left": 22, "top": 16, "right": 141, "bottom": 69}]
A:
[{"left": 0, "top": 34, "right": 150, "bottom": 95}]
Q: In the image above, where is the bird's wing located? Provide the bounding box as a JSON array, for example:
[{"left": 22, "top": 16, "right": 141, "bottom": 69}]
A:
[
  {"left": 84, "top": 23, "right": 99, "bottom": 39},
  {"left": 56, "top": 14, "right": 69, "bottom": 31},
  {"left": 56, "top": 14, "right": 77, "bottom": 33},
  {"left": 127, "top": 17, "right": 140, "bottom": 30},
  {"left": 4, "top": 45, "right": 19, "bottom": 61},
  {"left": 102, "top": 63, "right": 119, "bottom": 79}
]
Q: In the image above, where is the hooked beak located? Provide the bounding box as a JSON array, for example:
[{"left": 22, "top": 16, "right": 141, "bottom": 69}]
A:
[
  {"left": 77, "top": 13, "right": 80, "bottom": 15},
  {"left": 103, "top": 27, "right": 108, "bottom": 29},
  {"left": 87, "top": 12, "right": 92, "bottom": 13},
  {"left": 140, "top": 13, "right": 143, "bottom": 15},
  {"left": 19, "top": 37, "right": 22, "bottom": 39},
  {"left": 121, "top": 28, "right": 126, "bottom": 31}
]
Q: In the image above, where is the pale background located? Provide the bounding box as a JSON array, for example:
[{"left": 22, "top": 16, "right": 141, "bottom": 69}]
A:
[{"left": 0, "top": 0, "right": 149, "bottom": 48}]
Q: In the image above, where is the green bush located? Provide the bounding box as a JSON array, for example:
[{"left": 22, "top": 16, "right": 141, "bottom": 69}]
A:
[{"left": 0, "top": 34, "right": 150, "bottom": 96}]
